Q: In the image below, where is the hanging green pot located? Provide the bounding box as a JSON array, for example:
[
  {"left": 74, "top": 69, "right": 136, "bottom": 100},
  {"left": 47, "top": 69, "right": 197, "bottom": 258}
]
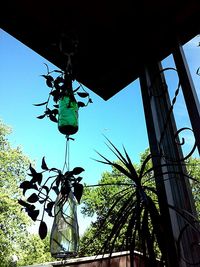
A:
[
  {"left": 58, "top": 94, "right": 79, "bottom": 135},
  {"left": 50, "top": 191, "right": 79, "bottom": 258}
]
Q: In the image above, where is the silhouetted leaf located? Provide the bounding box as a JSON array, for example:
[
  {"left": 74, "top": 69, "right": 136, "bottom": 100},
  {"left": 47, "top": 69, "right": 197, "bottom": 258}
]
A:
[
  {"left": 61, "top": 184, "right": 71, "bottom": 197},
  {"left": 18, "top": 199, "right": 33, "bottom": 209},
  {"left": 39, "top": 221, "right": 48, "bottom": 239},
  {"left": 37, "top": 114, "right": 46, "bottom": 119},
  {"left": 54, "top": 76, "right": 64, "bottom": 90},
  {"left": 29, "top": 164, "right": 37, "bottom": 175},
  {"left": 41, "top": 157, "right": 48, "bottom": 170},
  {"left": 53, "top": 104, "right": 59, "bottom": 108},
  {"left": 89, "top": 98, "right": 93, "bottom": 103},
  {"left": 52, "top": 186, "right": 59, "bottom": 195},
  {"left": 33, "top": 101, "right": 48, "bottom": 106},
  {"left": 73, "top": 86, "right": 80, "bottom": 93},
  {"left": 51, "top": 109, "right": 58, "bottom": 115},
  {"left": 45, "top": 201, "right": 55, "bottom": 217},
  {"left": 42, "top": 185, "right": 50, "bottom": 195},
  {"left": 78, "top": 101, "right": 85, "bottom": 108},
  {"left": 74, "top": 183, "right": 83, "bottom": 204},
  {"left": 53, "top": 70, "right": 63, "bottom": 73},
  {"left": 20, "top": 181, "right": 38, "bottom": 195},
  {"left": 77, "top": 92, "right": 89, "bottom": 98},
  {"left": 41, "top": 74, "right": 54, "bottom": 87},
  {"left": 72, "top": 167, "right": 85, "bottom": 175},
  {"left": 27, "top": 193, "right": 39, "bottom": 203},
  {"left": 76, "top": 177, "right": 83, "bottom": 183},
  {"left": 28, "top": 209, "right": 39, "bottom": 221},
  {"left": 30, "top": 172, "right": 43, "bottom": 185},
  {"left": 49, "top": 114, "right": 58, "bottom": 123}
]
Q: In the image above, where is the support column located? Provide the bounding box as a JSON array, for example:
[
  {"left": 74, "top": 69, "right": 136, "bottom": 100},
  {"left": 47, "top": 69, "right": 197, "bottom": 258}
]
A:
[
  {"left": 140, "top": 60, "right": 200, "bottom": 266},
  {"left": 173, "top": 44, "right": 200, "bottom": 155}
]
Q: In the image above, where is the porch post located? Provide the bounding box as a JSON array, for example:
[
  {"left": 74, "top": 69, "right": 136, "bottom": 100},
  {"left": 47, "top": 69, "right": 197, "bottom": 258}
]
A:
[
  {"left": 139, "top": 60, "right": 199, "bottom": 266},
  {"left": 173, "top": 44, "right": 200, "bottom": 155}
]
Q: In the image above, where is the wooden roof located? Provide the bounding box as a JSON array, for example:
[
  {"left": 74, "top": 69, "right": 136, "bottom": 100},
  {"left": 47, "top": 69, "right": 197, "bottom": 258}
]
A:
[{"left": 1, "top": 0, "right": 200, "bottom": 100}]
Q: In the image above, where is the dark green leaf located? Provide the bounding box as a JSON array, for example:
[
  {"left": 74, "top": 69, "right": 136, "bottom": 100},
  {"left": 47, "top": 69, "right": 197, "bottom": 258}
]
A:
[
  {"left": 41, "top": 157, "right": 48, "bottom": 170},
  {"left": 39, "top": 221, "right": 48, "bottom": 239},
  {"left": 72, "top": 167, "right": 85, "bottom": 175},
  {"left": 74, "top": 183, "right": 83, "bottom": 204},
  {"left": 27, "top": 193, "right": 39, "bottom": 203},
  {"left": 33, "top": 101, "right": 48, "bottom": 106},
  {"left": 37, "top": 114, "right": 46, "bottom": 119},
  {"left": 77, "top": 92, "right": 89, "bottom": 98}
]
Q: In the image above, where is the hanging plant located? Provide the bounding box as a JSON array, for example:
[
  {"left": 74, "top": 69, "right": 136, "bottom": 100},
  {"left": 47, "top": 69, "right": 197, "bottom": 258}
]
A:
[
  {"left": 18, "top": 156, "right": 84, "bottom": 241},
  {"left": 34, "top": 63, "right": 92, "bottom": 135}
]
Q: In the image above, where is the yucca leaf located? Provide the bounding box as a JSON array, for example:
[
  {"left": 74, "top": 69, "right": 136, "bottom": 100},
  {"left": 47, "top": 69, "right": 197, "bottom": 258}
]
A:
[
  {"left": 139, "top": 153, "right": 152, "bottom": 180},
  {"left": 122, "top": 145, "right": 138, "bottom": 179}
]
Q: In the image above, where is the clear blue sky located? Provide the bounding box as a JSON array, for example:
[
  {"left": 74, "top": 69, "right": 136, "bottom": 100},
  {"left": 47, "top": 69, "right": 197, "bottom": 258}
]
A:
[{"left": 0, "top": 28, "right": 199, "bottom": 235}]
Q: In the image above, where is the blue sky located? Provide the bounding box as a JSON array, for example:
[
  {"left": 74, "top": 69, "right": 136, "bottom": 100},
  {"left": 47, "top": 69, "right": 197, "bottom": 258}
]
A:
[{"left": 0, "top": 29, "right": 199, "bottom": 235}]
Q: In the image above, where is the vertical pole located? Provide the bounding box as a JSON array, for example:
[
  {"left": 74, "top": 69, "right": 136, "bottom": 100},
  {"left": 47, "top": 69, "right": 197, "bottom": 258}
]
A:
[
  {"left": 140, "top": 60, "right": 199, "bottom": 266},
  {"left": 173, "top": 44, "right": 200, "bottom": 155}
]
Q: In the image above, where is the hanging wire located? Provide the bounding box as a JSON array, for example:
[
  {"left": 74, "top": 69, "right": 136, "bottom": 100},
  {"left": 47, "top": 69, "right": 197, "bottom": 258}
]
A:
[{"left": 62, "top": 135, "right": 70, "bottom": 173}]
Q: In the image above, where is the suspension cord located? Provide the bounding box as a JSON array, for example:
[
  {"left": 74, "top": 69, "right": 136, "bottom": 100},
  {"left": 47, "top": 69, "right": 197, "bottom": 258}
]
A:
[{"left": 62, "top": 135, "right": 70, "bottom": 173}]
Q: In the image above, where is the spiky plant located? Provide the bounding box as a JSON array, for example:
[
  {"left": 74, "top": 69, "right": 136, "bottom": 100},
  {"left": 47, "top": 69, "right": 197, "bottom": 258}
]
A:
[{"left": 87, "top": 138, "right": 169, "bottom": 266}]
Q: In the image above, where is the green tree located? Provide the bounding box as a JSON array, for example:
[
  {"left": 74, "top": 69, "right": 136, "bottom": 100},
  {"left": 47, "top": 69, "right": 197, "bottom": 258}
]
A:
[
  {"left": 0, "top": 121, "right": 31, "bottom": 266},
  {"left": 79, "top": 148, "right": 200, "bottom": 257},
  {"left": 18, "top": 233, "right": 54, "bottom": 266},
  {"left": 0, "top": 121, "right": 54, "bottom": 266}
]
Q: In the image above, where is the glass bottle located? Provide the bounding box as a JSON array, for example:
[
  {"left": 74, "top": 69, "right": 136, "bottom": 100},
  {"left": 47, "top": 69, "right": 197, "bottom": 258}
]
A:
[
  {"left": 50, "top": 191, "right": 79, "bottom": 258},
  {"left": 58, "top": 73, "right": 79, "bottom": 136}
]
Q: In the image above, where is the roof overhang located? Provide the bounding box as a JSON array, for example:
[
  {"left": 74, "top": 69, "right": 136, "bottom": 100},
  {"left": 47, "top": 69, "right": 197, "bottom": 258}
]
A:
[{"left": 1, "top": 0, "right": 200, "bottom": 100}]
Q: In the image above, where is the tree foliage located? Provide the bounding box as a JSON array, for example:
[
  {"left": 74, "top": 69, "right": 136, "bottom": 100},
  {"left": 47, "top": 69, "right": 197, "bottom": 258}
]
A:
[{"left": 0, "top": 121, "right": 53, "bottom": 266}]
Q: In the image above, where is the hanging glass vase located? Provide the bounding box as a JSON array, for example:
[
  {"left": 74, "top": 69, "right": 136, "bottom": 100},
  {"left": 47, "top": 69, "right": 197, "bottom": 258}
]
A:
[{"left": 50, "top": 191, "right": 79, "bottom": 258}]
